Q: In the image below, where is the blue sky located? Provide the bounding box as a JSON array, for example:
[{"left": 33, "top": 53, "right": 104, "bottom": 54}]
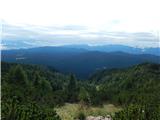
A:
[{"left": 1, "top": 0, "right": 160, "bottom": 49}]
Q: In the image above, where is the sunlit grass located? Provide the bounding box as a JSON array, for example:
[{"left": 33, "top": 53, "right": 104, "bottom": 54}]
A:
[{"left": 55, "top": 103, "right": 121, "bottom": 120}]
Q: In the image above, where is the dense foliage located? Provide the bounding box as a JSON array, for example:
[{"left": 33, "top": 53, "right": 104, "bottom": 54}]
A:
[
  {"left": 90, "top": 63, "right": 160, "bottom": 119},
  {"left": 2, "top": 97, "right": 61, "bottom": 120},
  {"left": 113, "top": 104, "right": 160, "bottom": 120},
  {"left": 1, "top": 62, "right": 79, "bottom": 119},
  {"left": 1, "top": 62, "right": 160, "bottom": 119}
]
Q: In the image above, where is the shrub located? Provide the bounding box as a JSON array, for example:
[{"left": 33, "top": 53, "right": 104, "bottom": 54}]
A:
[{"left": 76, "top": 111, "right": 86, "bottom": 120}]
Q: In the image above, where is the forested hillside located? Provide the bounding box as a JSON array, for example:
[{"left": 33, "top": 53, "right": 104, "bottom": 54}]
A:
[
  {"left": 90, "top": 63, "right": 160, "bottom": 119},
  {"left": 1, "top": 62, "right": 104, "bottom": 119},
  {"left": 1, "top": 62, "right": 160, "bottom": 120},
  {"left": 1, "top": 62, "right": 79, "bottom": 120}
]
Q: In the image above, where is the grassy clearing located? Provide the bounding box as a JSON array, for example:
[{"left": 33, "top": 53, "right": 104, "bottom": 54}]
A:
[{"left": 55, "top": 103, "right": 121, "bottom": 120}]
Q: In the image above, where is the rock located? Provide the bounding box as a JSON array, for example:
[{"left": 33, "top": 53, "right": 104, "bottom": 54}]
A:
[{"left": 86, "top": 115, "right": 112, "bottom": 120}]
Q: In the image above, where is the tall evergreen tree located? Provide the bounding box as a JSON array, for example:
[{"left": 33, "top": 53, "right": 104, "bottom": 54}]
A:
[
  {"left": 33, "top": 71, "right": 41, "bottom": 87},
  {"left": 79, "top": 87, "right": 89, "bottom": 105},
  {"left": 8, "top": 65, "right": 28, "bottom": 86},
  {"left": 67, "top": 74, "right": 77, "bottom": 102}
]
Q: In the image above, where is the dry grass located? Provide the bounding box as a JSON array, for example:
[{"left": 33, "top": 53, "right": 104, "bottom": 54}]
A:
[{"left": 55, "top": 103, "right": 121, "bottom": 120}]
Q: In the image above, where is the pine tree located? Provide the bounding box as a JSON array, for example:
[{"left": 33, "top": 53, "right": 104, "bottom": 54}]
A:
[
  {"left": 8, "top": 65, "right": 28, "bottom": 86},
  {"left": 33, "top": 71, "right": 41, "bottom": 87},
  {"left": 79, "top": 87, "right": 90, "bottom": 105},
  {"left": 67, "top": 74, "right": 77, "bottom": 102}
]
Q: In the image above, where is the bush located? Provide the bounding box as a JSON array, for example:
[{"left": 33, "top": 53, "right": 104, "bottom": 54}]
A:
[
  {"left": 113, "top": 104, "right": 160, "bottom": 120},
  {"left": 1, "top": 97, "right": 61, "bottom": 120},
  {"left": 76, "top": 111, "right": 86, "bottom": 120}
]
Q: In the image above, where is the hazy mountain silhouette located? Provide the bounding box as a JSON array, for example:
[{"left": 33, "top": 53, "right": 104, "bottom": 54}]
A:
[{"left": 2, "top": 46, "right": 160, "bottom": 78}]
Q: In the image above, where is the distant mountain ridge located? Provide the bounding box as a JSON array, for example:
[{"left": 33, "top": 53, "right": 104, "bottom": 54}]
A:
[
  {"left": 2, "top": 46, "right": 160, "bottom": 79},
  {"left": 64, "top": 44, "right": 160, "bottom": 56},
  {"left": 2, "top": 44, "right": 160, "bottom": 56}
]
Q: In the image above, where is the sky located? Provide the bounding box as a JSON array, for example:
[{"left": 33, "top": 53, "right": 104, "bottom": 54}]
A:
[{"left": 0, "top": 0, "right": 160, "bottom": 49}]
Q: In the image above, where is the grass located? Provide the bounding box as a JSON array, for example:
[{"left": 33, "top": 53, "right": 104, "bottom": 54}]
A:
[{"left": 55, "top": 103, "right": 121, "bottom": 120}]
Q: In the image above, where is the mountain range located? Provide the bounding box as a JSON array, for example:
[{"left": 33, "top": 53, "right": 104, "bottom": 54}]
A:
[
  {"left": 2, "top": 45, "right": 160, "bottom": 79},
  {"left": 64, "top": 44, "right": 160, "bottom": 56}
]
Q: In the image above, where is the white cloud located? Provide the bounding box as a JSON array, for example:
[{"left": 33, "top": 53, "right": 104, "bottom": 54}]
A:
[
  {"left": 1, "top": 0, "right": 160, "bottom": 32},
  {"left": 0, "top": 0, "right": 160, "bottom": 48},
  {"left": 0, "top": 44, "right": 7, "bottom": 50}
]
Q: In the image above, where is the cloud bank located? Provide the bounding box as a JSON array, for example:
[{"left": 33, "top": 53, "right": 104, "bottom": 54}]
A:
[{"left": 1, "top": 22, "right": 159, "bottom": 49}]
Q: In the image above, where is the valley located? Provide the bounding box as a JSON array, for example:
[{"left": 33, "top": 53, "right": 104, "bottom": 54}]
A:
[
  {"left": 2, "top": 46, "right": 160, "bottom": 79},
  {"left": 1, "top": 61, "right": 160, "bottom": 120},
  {"left": 2, "top": 0, "right": 160, "bottom": 119}
]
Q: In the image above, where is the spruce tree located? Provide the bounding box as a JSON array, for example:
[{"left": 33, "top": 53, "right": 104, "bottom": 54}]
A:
[
  {"left": 8, "top": 65, "right": 28, "bottom": 86},
  {"left": 67, "top": 74, "right": 77, "bottom": 102}
]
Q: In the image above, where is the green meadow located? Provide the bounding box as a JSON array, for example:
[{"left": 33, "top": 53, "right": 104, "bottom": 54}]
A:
[{"left": 55, "top": 103, "right": 121, "bottom": 120}]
